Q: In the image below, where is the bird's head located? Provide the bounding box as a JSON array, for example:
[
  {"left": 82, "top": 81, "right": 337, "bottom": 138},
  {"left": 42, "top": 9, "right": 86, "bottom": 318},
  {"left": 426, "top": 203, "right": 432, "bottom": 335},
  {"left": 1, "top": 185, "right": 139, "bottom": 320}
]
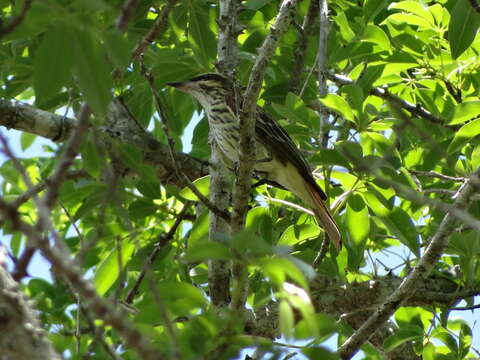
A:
[{"left": 168, "top": 73, "right": 232, "bottom": 109}]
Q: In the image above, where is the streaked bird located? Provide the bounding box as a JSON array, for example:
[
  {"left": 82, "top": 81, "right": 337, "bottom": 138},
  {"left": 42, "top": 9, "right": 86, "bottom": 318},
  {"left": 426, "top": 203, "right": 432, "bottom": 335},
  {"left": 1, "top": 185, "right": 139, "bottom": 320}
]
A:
[{"left": 168, "top": 73, "right": 341, "bottom": 250}]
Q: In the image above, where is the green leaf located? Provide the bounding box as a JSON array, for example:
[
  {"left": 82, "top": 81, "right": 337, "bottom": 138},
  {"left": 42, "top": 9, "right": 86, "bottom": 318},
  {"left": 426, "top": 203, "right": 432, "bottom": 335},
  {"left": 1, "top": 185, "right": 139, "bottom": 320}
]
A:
[
  {"left": 448, "top": 0, "right": 480, "bottom": 59},
  {"left": 384, "top": 208, "right": 419, "bottom": 255},
  {"left": 319, "top": 94, "right": 355, "bottom": 123},
  {"left": 448, "top": 119, "right": 480, "bottom": 153},
  {"left": 157, "top": 282, "right": 207, "bottom": 308},
  {"left": 448, "top": 101, "right": 480, "bottom": 125},
  {"left": 128, "top": 199, "right": 157, "bottom": 219},
  {"left": 33, "top": 24, "right": 73, "bottom": 103},
  {"left": 385, "top": 13, "right": 432, "bottom": 28},
  {"left": 302, "top": 346, "right": 338, "bottom": 360},
  {"left": 103, "top": 30, "right": 131, "bottom": 69},
  {"left": 179, "top": 175, "right": 210, "bottom": 201},
  {"left": 459, "top": 322, "right": 472, "bottom": 357},
  {"left": 383, "top": 325, "right": 423, "bottom": 352},
  {"left": 20, "top": 132, "right": 36, "bottom": 151},
  {"left": 433, "top": 329, "right": 458, "bottom": 354},
  {"left": 357, "top": 65, "right": 385, "bottom": 92},
  {"left": 296, "top": 313, "right": 337, "bottom": 341},
  {"left": 335, "top": 12, "right": 356, "bottom": 42},
  {"left": 363, "top": 0, "right": 388, "bottom": 23},
  {"left": 136, "top": 179, "right": 161, "bottom": 199},
  {"left": 389, "top": 1, "right": 435, "bottom": 24},
  {"left": 361, "top": 25, "right": 391, "bottom": 50},
  {"left": 188, "top": 5, "right": 216, "bottom": 66},
  {"left": 279, "top": 300, "right": 295, "bottom": 339},
  {"left": 346, "top": 194, "right": 370, "bottom": 246},
  {"left": 259, "top": 258, "right": 308, "bottom": 289},
  {"left": 278, "top": 224, "right": 320, "bottom": 246},
  {"left": 94, "top": 241, "right": 135, "bottom": 295},
  {"left": 71, "top": 27, "right": 112, "bottom": 114},
  {"left": 119, "top": 143, "right": 143, "bottom": 171},
  {"left": 188, "top": 210, "right": 209, "bottom": 247},
  {"left": 183, "top": 241, "right": 233, "bottom": 262},
  {"left": 80, "top": 140, "right": 102, "bottom": 178}
]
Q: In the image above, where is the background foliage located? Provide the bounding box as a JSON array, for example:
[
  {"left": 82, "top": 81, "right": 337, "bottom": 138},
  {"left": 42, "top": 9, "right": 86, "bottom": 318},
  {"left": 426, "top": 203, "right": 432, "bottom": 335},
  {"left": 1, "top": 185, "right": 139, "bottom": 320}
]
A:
[{"left": 0, "top": 0, "right": 480, "bottom": 359}]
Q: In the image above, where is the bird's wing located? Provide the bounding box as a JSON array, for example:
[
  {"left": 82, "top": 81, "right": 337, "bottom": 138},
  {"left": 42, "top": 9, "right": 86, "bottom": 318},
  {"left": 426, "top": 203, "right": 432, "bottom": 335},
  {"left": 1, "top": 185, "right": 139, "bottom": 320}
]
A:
[{"left": 254, "top": 108, "right": 327, "bottom": 201}]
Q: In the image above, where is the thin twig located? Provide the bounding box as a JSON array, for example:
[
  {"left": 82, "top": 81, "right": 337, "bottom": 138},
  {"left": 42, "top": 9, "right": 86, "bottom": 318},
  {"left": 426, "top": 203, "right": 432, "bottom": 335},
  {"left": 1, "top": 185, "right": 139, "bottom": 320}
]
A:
[
  {"left": 423, "top": 188, "right": 457, "bottom": 196},
  {"left": 124, "top": 202, "right": 191, "bottom": 305},
  {"left": 288, "top": 0, "right": 319, "bottom": 93},
  {"left": 0, "top": 0, "right": 33, "bottom": 38},
  {"left": 10, "top": 170, "right": 88, "bottom": 209},
  {"left": 327, "top": 72, "right": 445, "bottom": 126},
  {"left": 265, "top": 196, "right": 314, "bottom": 215},
  {"left": 116, "top": 0, "right": 138, "bottom": 32},
  {"left": 451, "top": 303, "right": 480, "bottom": 311},
  {"left": 131, "top": 0, "right": 179, "bottom": 59},
  {"left": 43, "top": 104, "right": 91, "bottom": 209},
  {"left": 409, "top": 170, "right": 467, "bottom": 182},
  {"left": 11, "top": 246, "right": 36, "bottom": 281}
]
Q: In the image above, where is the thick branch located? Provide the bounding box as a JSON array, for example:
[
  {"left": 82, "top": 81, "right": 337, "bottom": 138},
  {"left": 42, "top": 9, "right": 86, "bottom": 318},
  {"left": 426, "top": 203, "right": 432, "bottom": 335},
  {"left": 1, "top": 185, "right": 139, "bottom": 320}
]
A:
[
  {"left": 250, "top": 274, "right": 474, "bottom": 336},
  {"left": 337, "top": 168, "right": 480, "bottom": 359},
  {"left": 0, "top": 99, "right": 208, "bottom": 187}
]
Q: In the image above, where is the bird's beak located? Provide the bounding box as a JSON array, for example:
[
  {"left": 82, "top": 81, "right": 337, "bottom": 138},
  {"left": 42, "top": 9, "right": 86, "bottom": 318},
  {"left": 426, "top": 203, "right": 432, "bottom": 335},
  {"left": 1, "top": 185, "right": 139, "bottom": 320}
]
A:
[{"left": 167, "top": 81, "right": 190, "bottom": 93}]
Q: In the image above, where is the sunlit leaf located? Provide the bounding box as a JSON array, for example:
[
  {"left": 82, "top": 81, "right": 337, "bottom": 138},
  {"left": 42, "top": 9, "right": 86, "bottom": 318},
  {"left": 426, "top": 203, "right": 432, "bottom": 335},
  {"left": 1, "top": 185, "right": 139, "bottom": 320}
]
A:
[
  {"left": 179, "top": 175, "right": 210, "bottom": 201},
  {"left": 448, "top": 0, "right": 480, "bottom": 59},
  {"left": 448, "top": 119, "right": 480, "bottom": 153},
  {"left": 319, "top": 94, "right": 355, "bottom": 123},
  {"left": 94, "top": 241, "right": 135, "bottom": 295},
  {"left": 448, "top": 101, "right": 480, "bottom": 125}
]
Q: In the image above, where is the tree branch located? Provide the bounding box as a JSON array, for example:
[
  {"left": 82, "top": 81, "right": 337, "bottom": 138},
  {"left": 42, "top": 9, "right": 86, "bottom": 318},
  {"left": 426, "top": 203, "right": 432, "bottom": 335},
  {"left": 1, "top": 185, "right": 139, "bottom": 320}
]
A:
[
  {"left": 409, "top": 170, "right": 467, "bottom": 182},
  {"left": 116, "top": 0, "right": 139, "bottom": 32},
  {"left": 124, "top": 202, "right": 191, "bottom": 305},
  {"left": 230, "top": 0, "right": 300, "bottom": 312},
  {"left": 337, "top": 167, "right": 480, "bottom": 359},
  {"left": 43, "top": 104, "right": 91, "bottom": 209},
  {"left": 0, "top": 0, "right": 33, "bottom": 38},
  {"left": 288, "top": 0, "right": 319, "bottom": 93},
  {"left": 327, "top": 72, "right": 445, "bottom": 126},
  {"left": 208, "top": 0, "right": 241, "bottom": 308},
  {"left": 131, "top": 0, "right": 180, "bottom": 59},
  {"left": 0, "top": 99, "right": 208, "bottom": 187}
]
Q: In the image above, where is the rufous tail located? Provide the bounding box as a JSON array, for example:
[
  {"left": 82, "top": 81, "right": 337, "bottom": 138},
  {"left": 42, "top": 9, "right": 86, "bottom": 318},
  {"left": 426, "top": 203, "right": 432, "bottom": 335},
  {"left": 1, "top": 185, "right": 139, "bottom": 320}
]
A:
[{"left": 305, "top": 182, "right": 342, "bottom": 251}]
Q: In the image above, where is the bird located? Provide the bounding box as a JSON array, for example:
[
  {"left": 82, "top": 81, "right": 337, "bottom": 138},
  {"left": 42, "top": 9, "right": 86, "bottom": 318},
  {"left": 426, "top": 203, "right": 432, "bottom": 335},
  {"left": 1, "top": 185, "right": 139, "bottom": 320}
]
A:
[{"left": 168, "top": 73, "right": 341, "bottom": 250}]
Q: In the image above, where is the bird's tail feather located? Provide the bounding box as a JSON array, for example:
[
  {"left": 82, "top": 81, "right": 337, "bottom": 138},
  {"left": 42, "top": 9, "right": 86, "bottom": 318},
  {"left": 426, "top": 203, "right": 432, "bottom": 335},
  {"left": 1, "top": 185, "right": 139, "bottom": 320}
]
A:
[{"left": 305, "top": 181, "right": 342, "bottom": 251}]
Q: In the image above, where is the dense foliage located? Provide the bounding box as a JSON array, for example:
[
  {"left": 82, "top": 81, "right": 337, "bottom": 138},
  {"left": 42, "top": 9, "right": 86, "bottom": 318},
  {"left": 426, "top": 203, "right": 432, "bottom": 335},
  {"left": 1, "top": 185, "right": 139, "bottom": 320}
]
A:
[{"left": 0, "top": 0, "right": 479, "bottom": 359}]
